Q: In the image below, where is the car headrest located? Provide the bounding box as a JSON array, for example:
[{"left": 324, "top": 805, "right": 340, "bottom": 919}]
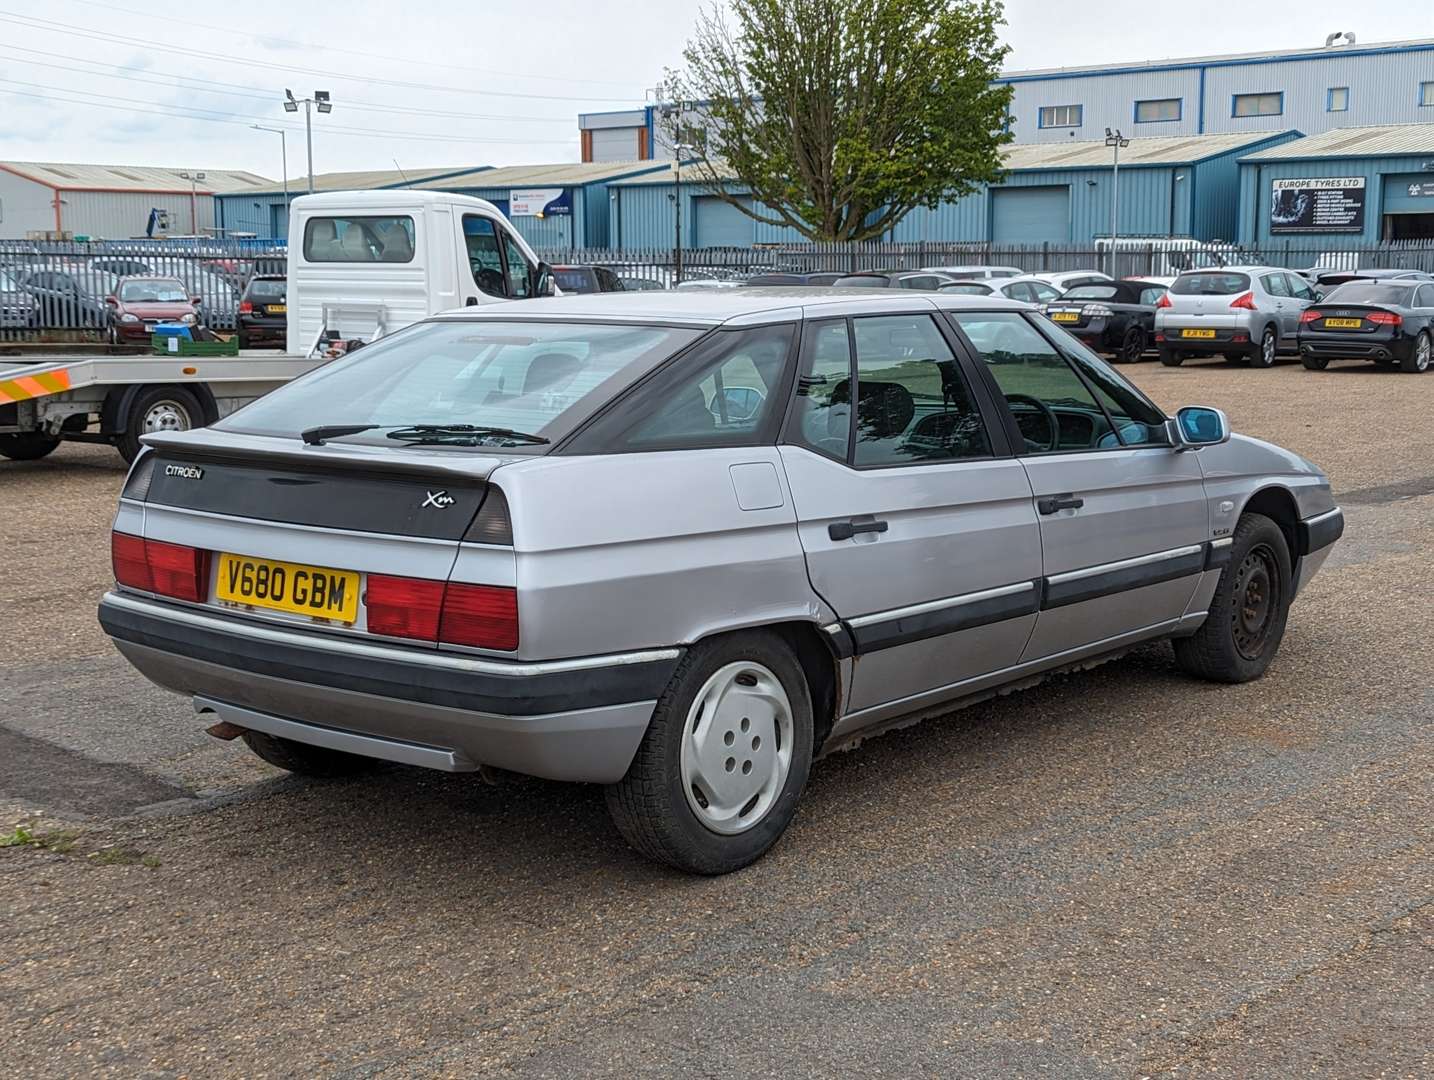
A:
[
  {"left": 522, "top": 352, "right": 584, "bottom": 395},
  {"left": 831, "top": 379, "right": 915, "bottom": 441}
]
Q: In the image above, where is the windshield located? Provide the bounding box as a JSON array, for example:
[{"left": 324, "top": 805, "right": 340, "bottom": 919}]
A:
[
  {"left": 1171, "top": 272, "right": 1251, "bottom": 296},
  {"left": 1322, "top": 283, "right": 1417, "bottom": 306},
  {"left": 219, "top": 320, "right": 702, "bottom": 448},
  {"left": 119, "top": 279, "right": 189, "bottom": 303}
]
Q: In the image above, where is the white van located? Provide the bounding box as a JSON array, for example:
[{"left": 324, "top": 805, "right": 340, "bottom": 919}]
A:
[{"left": 286, "top": 190, "right": 555, "bottom": 355}]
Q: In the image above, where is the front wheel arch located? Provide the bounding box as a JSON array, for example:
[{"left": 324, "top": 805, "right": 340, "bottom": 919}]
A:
[{"left": 1239, "top": 486, "right": 1302, "bottom": 581}]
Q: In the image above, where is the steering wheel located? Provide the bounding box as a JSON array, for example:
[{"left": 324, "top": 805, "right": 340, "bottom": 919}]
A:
[
  {"left": 1004, "top": 393, "right": 1059, "bottom": 452},
  {"left": 474, "top": 267, "right": 505, "bottom": 297}
]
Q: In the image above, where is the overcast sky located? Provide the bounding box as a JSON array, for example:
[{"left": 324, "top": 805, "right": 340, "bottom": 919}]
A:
[{"left": 0, "top": 0, "right": 1428, "bottom": 181}]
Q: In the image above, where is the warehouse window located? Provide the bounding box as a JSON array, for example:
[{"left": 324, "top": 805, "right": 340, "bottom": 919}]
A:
[
  {"left": 1327, "top": 87, "right": 1349, "bottom": 112},
  {"left": 1135, "top": 98, "right": 1181, "bottom": 123},
  {"left": 1421, "top": 82, "right": 1434, "bottom": 107},
  {"left": 1038, "top": 104, "right": 1083, "bottom": 129},
  {"left": 1232, "top": 92, "right": 1283, "bottom": 118}
]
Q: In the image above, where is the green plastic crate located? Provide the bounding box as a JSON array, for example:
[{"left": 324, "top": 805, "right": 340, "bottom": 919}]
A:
[{"left": 151, "top": 335, "right": 240, "bottom": 357}]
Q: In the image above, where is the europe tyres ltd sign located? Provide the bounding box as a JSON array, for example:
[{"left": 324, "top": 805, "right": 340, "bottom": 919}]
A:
[
  {"left": 510, "top": 189, "right": 572, "bottom": 217},
  {"left": 1270, "top": 177, "right": 1366, "bottom": 234}
]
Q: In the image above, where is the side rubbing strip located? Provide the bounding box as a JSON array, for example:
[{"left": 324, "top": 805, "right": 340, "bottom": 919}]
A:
[
  {"left": 1205, "top": 537, "right": 1234, "bottom": 571},
  {"left": 846, "top": 582, "right": 1038, "bottom": 655},
  {"left": 1044, "top": 545, "right": 1206, "bottom": 610}
]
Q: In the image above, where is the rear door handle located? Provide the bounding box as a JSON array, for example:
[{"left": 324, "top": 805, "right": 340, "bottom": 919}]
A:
[
  {"left": 1037, "top": 494, "right": 1084, "bottom": 515},
  {"left": 829, "top": 518, "right": 889, "bottom": 541}
]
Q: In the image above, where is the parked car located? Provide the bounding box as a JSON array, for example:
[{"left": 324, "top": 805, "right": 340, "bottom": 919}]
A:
[
  {"left": 1297, "top": 278, "right": 1434, "bottom": 373},
  {"left": 618, "top": 275, "right": 665, "bottom": 292},
  {"left": 93, "top": 258, "right": 154, "bottom": 277},
  {"left": 173, "top": 267, "right": 239, "bottom": 331},
  {"left": 551, "top": 265, "right": 625, "bottom": 295},
  {"left": 939, "top": 276, "right": 1064, "bottom": 303},
  {"left": 831, "top": 271, "right": 955, "bottom": 290},
  {"left": 1031, "top": 269, "right": 1113, "bottom": 292},
  {"left": 919, "top": 264, "right": 1023, "bottom": 280},
  {"left": 12, "top": 265, "right": 117, "bottom": 329},
  {"left": 1156, "top": 267, "right": 1317, "bottom": 368},
  {"left": 1044, "top": 279, "right": 1168, "bottom": 364},
  {"left": 743, "top": 272, "right": 846, "bottom": 286},
  {"left": 105, "top": 276, "right": 201, "bottom": 344},
  {"left": 99, "top": 290, "right": 1343, "bottom": 874},
  {"left": 1306, "top": 268, "right": 1433, "bottom": 291},
  {"left": 0, "top": 268, "right": 40, "bottom": 329},
  {"left": 236, "top": 274, "right": 287, "bottom": 349}
]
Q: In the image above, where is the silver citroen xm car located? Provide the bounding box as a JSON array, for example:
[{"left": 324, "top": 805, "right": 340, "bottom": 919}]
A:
[{"left": 99, "top": 290, "right": 1344, "bottom": 874}]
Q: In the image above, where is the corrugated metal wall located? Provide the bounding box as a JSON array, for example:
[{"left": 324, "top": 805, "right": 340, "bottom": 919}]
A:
[
  {"left": 61, "top": 190, "right": 213, "bottom": 239},
  {"left": 1190, "top": 132, "right": 1302, "bottom": 239},
  {"left": 215, "top": 193, "right": 292, "bottom": 240},
  {"left": 1238, "top": 153, "right": 1434, "bottom": 245},
  {"left": 1006, "top": 70, "right": 1204, "bottom": 142},
  {"left": 0, "top": 171, "right": 54, "bottom": 237}
]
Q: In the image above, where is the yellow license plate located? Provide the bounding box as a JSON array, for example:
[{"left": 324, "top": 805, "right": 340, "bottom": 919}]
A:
[
  {"left": 266, "top": 304, "right": 287, "bottom": 314},
  {"left": 1051, "top": 311, "right": 1081, "bottom": 323},
  {"left": 1181, "top": 328, "right": 1217, "bottom": 339},
  {"left": 1324, "top": 317, "right": 1361, "bottom": 328},
  {"left": 215, "top": 553, "right": 359, "bottom": 623}
]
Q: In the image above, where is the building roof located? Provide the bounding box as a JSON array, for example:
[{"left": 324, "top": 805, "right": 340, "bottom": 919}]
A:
[
  {"left": 218, "top": 166, "right": 487, "bottom": 197},
  {"left": 416, "top": 160, "right": 668, "bottom": 190},
  {"left": 1240, "top": 123, "right": 1434, "bottom": 161},
  {"left": 0, "top": 161, "right": 271, "bottom": 193},
  {"left": 1000, "top": 36, "right": 1434, "bottom": 80},
  {"left": 609, "top": 161, "right": 738, "bottom": 186}
]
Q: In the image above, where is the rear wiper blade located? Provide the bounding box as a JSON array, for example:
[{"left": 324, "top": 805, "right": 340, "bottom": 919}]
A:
[
  {"left": 301, "top": 424, "right": 378, "bottom": 446},
  {"left": 384, "top": 425, "right": 549, "bottom": 445}
]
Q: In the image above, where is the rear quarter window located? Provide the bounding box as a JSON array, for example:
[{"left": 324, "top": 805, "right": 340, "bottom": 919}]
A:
[
  {"left": 303, "top": 216, "right": 415, "bottom": 263},
  {"left": 1171, "top": 272, "right": 1251, "bottom": 296}
]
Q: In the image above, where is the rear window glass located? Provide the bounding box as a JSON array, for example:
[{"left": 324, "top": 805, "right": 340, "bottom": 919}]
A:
[
  {"left": 552, "top": 269, "right": 596, "bottom": 293},
  {"left": 218, "top": 321, "right": 701, "bottom": 449},
  {"left": 303, "top": 216, "right": 415, "bottom": 263},
  {"left": 1063, "top": 285, "right": 1119, "bottom": 300},
  {"left": 1171, "top": 272, "right": 1251, "bottom": 295},
  {"left": 833, "top": 276, "right": 888, "bottom": 288},
  {"left": 245, "top": 279, "right": 286, "bottom": 300},
  {"left": 1322, "top": 283, "right": 1416, "bottom": 306}
]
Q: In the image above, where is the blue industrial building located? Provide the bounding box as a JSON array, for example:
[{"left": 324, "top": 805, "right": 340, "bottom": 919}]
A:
[
  {"left": 1238, "top": 123, "right": 1434, "bottom": 249},
  {"left": 608, "top": 131, "right": 1300, "bottom": 249}
]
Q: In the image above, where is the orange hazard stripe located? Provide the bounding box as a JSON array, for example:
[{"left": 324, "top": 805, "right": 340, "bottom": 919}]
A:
[{"left": 0, "top": 368, "right": 70, "bottom": 404}]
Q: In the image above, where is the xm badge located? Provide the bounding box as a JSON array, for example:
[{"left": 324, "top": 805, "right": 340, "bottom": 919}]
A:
[{"left": 422, "top": 490, "right": 456, "bottom": 510}]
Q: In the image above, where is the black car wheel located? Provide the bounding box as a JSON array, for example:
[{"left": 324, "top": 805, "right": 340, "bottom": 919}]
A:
[
  {"left": 1159, "top": 348, "right": 1185, "bottom": 367},
  {"left": 1117, "top": 327, "right": 1145, "bottom": 364},
  {"left": 1401, "top": 331, "right": 1431, "bottom": 373},
  {"left": 1250, "top": 327, "right": 1278, "bottom": 368},
  {"left": 0, "top": 433, "right": 62, "bottom": 461},
  {"left": 1301, "top": 353, "right": 1330, "bottom": 370},
  {"left": 241, "top": 731, "right": 377, "bottom": 777}
]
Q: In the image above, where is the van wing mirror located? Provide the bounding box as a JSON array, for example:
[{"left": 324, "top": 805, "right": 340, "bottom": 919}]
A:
[
  {"left": 1169, "top": 405, "right": 1231, "bottom": 450},
  {"left": 531, "top": 261, "right": 557, "bottom": 298}
]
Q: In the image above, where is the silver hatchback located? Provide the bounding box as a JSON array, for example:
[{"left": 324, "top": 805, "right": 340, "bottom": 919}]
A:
[
  {"left": 1156, "top": 266, "right": 1319, "bottom": 367},
  {"left": 99, "top": 291, "right": 1343, "bottom": 873}
]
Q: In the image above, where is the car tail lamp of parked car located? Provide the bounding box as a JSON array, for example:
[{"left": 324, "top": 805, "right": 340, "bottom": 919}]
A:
[
  {"left": 1080, "top": 303, "right": 1114, "bottom": 318},
  {"left": 367, "top": 574, "right": 519, "bottom": 651},
  {"left": 1229, "top": 292, "right": 1258, "bottom": 311},
  {"left": 239, "top": 300, "right": 254, "bottom": 315},
  {"left": 1156, "top": 293, "right": 1173, "bottom": 309},
  {"left": 1368, "top": 311, "right": 1402, "bottom": 327},
  {"left": 112, "top": 532, "right": 211, "bottom": 603},
  {"left": 1300, "top": 309, "right": 1323, "bottom": 324}
]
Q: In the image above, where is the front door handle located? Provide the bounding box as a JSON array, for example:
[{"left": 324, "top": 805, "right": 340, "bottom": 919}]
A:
[
  {"left": 1037, "top": 494, "right": 1084, "bottom": 515},
  {"left": 829, "top": 518, "right": 889, "bottom": 541}
]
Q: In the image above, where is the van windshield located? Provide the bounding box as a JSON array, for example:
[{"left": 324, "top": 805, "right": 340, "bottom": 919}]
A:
[{"left": 218, "top": 320, "right": 702, "bottom": 449}]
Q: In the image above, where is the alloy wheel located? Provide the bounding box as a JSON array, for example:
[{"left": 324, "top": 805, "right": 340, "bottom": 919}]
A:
[{"left": 1416, "top": 335, "right": 1431, "bottom": 372}]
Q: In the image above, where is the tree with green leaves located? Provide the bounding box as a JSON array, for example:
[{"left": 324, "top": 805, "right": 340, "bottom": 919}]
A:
[{"left": 667, "top": 0, "right": 1014, "bottom": 243}]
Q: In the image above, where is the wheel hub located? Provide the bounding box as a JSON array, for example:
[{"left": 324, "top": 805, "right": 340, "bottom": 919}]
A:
[
  {"left": 680, "top": 661, "right": 793, "bottom": 835},
  {"left": 1231, "top": 544, "right": 1279, "bottom": 660},
  {"left": 142, "top": 401, "right": 192, "bottom": 434}
]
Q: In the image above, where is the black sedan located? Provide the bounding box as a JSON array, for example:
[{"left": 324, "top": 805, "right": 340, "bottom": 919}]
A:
[
  {"left": 1298, "top": 280, "right": 1434, "bottom": 373},
  {"left": 831, "top": 271, "right": 955, "bottom": 290},
  {"left": 1042, "top": 279, "right": 1168, "bottom": 364}
]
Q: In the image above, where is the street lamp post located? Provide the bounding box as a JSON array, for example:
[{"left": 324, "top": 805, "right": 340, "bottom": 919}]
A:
[
  {"left": 284, "top": 89, "right": 332, "bottom": 195},
  {"left": 1105, "top": 127, "right": 1130, "bottom": 277},
  {"left": 178, "top": 170, "right": 206, "bottom": 234},
  {"left": 251, "top": 124, "right": 289, "bottom": 225}
]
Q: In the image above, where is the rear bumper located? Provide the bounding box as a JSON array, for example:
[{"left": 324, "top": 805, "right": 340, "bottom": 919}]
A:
[
  {"left": 1157, "top": 327, "right": 1252, "bottom": 354},
  {"left": 1298, "top": 334, "right": 1408, "bottom": 361},
  {"left": 98, "top": 591, "right": 679, "bottom": 782}
]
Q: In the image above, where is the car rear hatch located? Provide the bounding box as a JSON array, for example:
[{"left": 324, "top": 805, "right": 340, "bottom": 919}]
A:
[
  {"left": 115, "top": 428, "right": 517, "bottom": 651},
  {"left": 1300, "top": 303, "right": 1396, "bottom": 336},
  {"left": 1161, "top": 272, "right": 1252, "bottom": 329}
]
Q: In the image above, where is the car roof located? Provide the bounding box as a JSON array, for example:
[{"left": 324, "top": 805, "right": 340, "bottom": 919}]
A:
[{"left": 435, "top": 288, "right": 1032, "bottom": 326}]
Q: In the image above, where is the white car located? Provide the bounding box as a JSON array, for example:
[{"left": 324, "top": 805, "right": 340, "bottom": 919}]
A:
[
  {"left": 920, "top": 264, "right": 1024, "bottom": 280},
  {"left": 939, "top": 275, "right": 1064, "bottom": 304},
  {"left": 1032, "top": 270, "right": 1114, "bottom": 292}
]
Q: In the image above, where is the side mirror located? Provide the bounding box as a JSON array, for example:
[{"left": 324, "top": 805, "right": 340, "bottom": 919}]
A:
[
  {"left": 531, "top": 261, "right": 556, "bottom": 298},
  {"left": 191, "top": 296, "right": 202, "bottom": 306},
  {"left": 105, "top": 296, "right": 119, "bottom": 306},
  {"left": 1170, "top": 405, "right": 1230, "bottom": 450}
]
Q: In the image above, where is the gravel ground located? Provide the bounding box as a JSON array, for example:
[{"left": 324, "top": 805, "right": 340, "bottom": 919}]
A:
[{"left": 1, "top": 360, "right": 1430, "bottom": 1078}]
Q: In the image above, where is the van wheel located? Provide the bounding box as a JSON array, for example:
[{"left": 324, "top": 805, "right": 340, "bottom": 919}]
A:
[
  {"left": 1301, "top": 353, "right": 1330, "bottom": 370},
  {"left": 0, "top": 433, "right": 61, "bottom": 461},
  {"left": 117, "top": 386, "right": 204, "bottom": 463},
  {"left": 1159, "top": 348, "right": 1184, "bottom": 367},
  {"left": 1401, "top": 331, "right": 1431, "bottom": 373},
  {"left": 241, "top": 731, "right": 377, "bottom": 777},
  {"left": 1250, "top": 327, "right": 1278, "bottom": 368},
  {"left": 605, "top": 631, "right": 814, "bottom": 875},
  {"left": 1173, "top": 512, "right": 1292, "bottom": 684}
]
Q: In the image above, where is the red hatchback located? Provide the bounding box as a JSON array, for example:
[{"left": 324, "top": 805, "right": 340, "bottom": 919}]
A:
[{"left": 107, "top": 276, "right": 200, "bottom": 343}]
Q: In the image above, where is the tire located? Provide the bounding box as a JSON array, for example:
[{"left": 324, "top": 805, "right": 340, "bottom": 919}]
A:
[
  {"left": 236, "top": 329, "right": 250, "bottom": 349},
  {"left": 1116, "top": 327, "right": 1145, "bottom": 364},
  {"left": 240, "top": 730, "right": 377, "bottom": 778},
  {"left": 117, "top": 385, "right": 204, "bottom": 463},
  {"left": 1250, "top": 326, "right": 1278, "bottom": 368},
  {"left": 1173, "top": 512, "right": 1293, "bottom": 684},
  {"left": 1400, "top": 331, "right": 1431, "bottom": 374},
  {"left": 605, "top": 631, "right": 814, "bottom": 875},
  {"left": 1159, "top": 348, "right": 1184, "bottom": 367},
  {"left": 1301, "top": 353, "right": 1330, "bottom": 370},
  {"left": 1224, "top": 352, "right": 1247, "bottom": 364},
  {"left": 0, "top": 433, "right": 61, "bottom": 461}
]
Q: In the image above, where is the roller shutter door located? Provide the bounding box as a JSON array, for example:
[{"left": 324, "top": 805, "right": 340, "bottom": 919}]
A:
[
  {"left": 693, "top": 196, "right": 753, "bottom": 247},
  {"left": 991, "top": 186, "right": 1070, "bottom": 244},
  {"left": 590, "top": 127, "right": 640, "bottom": 162}
]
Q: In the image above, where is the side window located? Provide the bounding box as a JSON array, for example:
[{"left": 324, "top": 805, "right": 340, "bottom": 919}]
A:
[
  {"left": 849, "top": 315, "right": 990, "bottom": 466},
  {"left": 502, "top": 233, "right": 533, "bottom": 299},
  {"left": 951, "top": 312, "right": 1120, "bottom": 454},
  {"left": 1285, "top": 273, "right": 1314, "bottom": 301},
  {"left": 303, "top": 215, "right": 414, "bottom": 263},
  {"left": 1004, "top": 282, "right": 1035, "bottom": 302},
  {"left": 614, "top": 324, "right": 795, "bottom": 451},
  {"left": 789, "top": 320, "right": 854, "bottom": 462},
  {"left": 1031, "top": 283, "right": 1062, "bottom": 303},
  {"left": 1139, "top": 286, "right": 1167, "bottom": 306},
  {"left": 1417, "top": 285, "right": 1434, "bottom": 308},
  {"left": 1062, "top": 343, "right": 1170, "bottom": 447},
  {"left": 462, "top": 215, "right": 507, "bottom": 298},
  {"left": 1262, "top": 272, "right": 1290, "bottom": 298}
]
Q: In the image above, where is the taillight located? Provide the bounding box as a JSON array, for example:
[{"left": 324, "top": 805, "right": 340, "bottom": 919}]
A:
[
  {"left": 1368, "top": 311, "right": 1402, "bottom": 327},
  {"left": 1229, "top": 292, "right": 1257, "bottom": 311},
  {"left": 1300, "top": 309, "right": 1322, "bottom": 324},
  {"left": 1081, "top": 303, "right": 1114, "bottom": 317},
  {"left": 464, "top": 488, "right": 512, "bottom": 545},
  {"left": 111, "top": 531, "right": 210, "bottom": 602},
  {"left": 1156, "top": 293, "right": 1172, "bottom": 309},
  {"left": 238, "top": 300, "right": 253, "bottom": 314},
  {"left": 366, "top": 574, "right": 445, "bottom": 640},
  {"left": 440, "top": 583, "right": 519, "bottom": 651}
]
